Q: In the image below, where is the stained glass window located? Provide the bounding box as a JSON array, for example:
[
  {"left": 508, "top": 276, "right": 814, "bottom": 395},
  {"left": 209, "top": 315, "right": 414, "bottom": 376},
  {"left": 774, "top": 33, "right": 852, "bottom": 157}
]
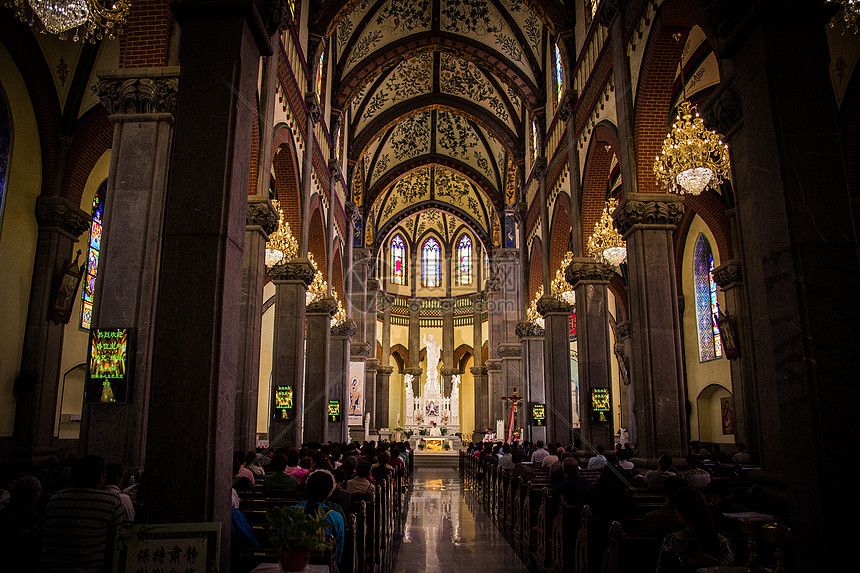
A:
[
  {"left": 391, "top": 234, "right": 406, "bottom": 285},
  {"left": 81, "top": 184, "right": 105, "bottom": 330},
  {"left": 0, "top": 86, "right": 10, "bottom": 233},
  {"left": 590, "top": 0, "right": 600, "bottom": 22},
  {"left": 484, "top": 249, "right": 490, "bottom": 279},
  {"left": 456, "top": 234, "right": 472, "bottom": 286},
  {"left": 554, "top": 42, "right": 564, "bottom": 109},
  {"left": 316, "top": 51, "right": 325, "bottom": 99},
  {"left": 531, "top": 118, "right": 539, "bottom": 166},
  {"left": 422, "top": 236, "right": 441, "bottom": 288},
  {"left": 694, "top": 234, "right": 723, "bottom": 361}
]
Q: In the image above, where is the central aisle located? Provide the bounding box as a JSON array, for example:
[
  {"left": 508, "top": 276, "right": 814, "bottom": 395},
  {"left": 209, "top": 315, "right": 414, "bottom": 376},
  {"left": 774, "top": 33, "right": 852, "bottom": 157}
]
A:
[{"left": 392, "top": 468, "right": 530, "bottom": 573}]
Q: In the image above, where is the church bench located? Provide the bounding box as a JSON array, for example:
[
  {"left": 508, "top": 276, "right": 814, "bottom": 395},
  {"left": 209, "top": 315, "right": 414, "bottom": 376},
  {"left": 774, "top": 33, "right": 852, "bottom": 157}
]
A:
[
  {"left": 530, "top": 487, "right": 555, "bottom": 573},
  {"left": 550, "top": 499, "right": 584, "bottom": 573}
]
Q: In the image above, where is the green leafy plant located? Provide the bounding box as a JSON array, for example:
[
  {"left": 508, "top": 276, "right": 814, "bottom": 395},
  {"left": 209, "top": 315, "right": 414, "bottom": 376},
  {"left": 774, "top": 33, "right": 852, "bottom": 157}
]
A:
[
  {"left": 265, "top": 505, "right": 331, "bottom": 553},
  {"left": 441, "top": 428, "right": 448, "bottom": 436}
]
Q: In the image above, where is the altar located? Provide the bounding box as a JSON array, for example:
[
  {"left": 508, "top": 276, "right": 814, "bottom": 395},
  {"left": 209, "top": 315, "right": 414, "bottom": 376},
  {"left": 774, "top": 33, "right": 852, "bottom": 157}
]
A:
[
  {"left": 424, "top": 438, "right": 448, "bottom": 451},
  {"left": 404, "top": 333, "right": 461, "bottom": 439}
]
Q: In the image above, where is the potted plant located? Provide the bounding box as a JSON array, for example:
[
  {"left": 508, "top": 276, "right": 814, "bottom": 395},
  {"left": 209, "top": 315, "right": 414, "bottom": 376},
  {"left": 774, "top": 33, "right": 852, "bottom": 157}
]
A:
[
  {"left": 265, "top": 505, "right": 331, "bottom": 572},
  {"left": 418, "top": 439, "right": 426, "bottom": 450}
]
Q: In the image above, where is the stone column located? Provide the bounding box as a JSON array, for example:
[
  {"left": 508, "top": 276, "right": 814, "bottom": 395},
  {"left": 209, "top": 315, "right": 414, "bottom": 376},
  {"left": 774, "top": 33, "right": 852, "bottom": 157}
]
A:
[
  {"left": 485, "top": 358, "right": 503, "bottom": 430},
  {"left": 233, "top": 197, "right": 278, "bottom": 453},
  {"left": 498, "top": 343, "right": 522, "bottom": 433},
  {"left": 711, "top": 260, "right": 756, "bottom": 454},
  {"left": 329, "top": 319, "right": 355, "bottom": 443},
  {"left": 268, "top": 259, "right": 315, "bottom": 449},
  {"left": 614, "top": 194, "right": 687, "bottom": 458},
  {"left": 365, "top": 358, "right": 379, "bottom": 430},
  {"left": 376, "top": 366, "right": 394, "bottom": 430},
  {"left": 471, "top": 293, "right": 487, "bottom": 439},
  {"left": 350, "top": 248, "right": 370, "bottom": 352},
  {"left": 366, "top": 277, "right": 379, "bottom": 359},
  {"left": 407, "top": 297, "right": 421, "bottom": 374},
  {"left": 365, "top": 277, "right": 380, "bottom": 427},
  {"left": 14, "top": 197, "right": 89, "bottom": 461},
  {"left": 82, "top": 69, "right": 180, "bottom": 471},
  {"left": 380, "top": 293, "right": 394, "bottom": 367},
  {"left": 517, "top": 321, "right": 546, "bottom": 444},
  {"left": 141, "top": 1, "right": 277, "bottom": 559},
  {"left": 538, "top": 297, "right": 574, "bottom": 446},
  {"left": 305, "top": 296, "right": 336, "bottom": 442},
  {"left": 566, "top": 258, "right": 615, "bottom": 451},
  {"left": 441, "top": 297, "right": 457, "bottom": 396},
  {"left": 615, "top": 321, "right": 635, "bottom": 446}
]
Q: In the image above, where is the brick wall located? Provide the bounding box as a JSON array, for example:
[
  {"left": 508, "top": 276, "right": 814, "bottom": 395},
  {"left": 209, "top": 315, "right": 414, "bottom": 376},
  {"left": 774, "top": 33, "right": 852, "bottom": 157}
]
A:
[
  {"left": 549, "top": 195, "right": 571, "bottom": 274},
  {"left": 120, "top": 0, "right": 173, "bottom": 68},
  {"left": 61, "top": 110, "right": 113, "bottom": 206},
  {"left": 248, "top": 99, "right": 260, "bottom": 195},
  {"left": 673, "top": 191, "right": 733, "bottom": 291},
  {"left": 528, "top": 239, "right": 543, "bottom": 303},
  {"left": 273, "top": 143, "right": 302, "bottom": 245},
  {"left": 308, "top": 205, "right": 327, "bottom": 273},
  {"left": 581, "top": 144, "right": 613, "bottom": 249}
]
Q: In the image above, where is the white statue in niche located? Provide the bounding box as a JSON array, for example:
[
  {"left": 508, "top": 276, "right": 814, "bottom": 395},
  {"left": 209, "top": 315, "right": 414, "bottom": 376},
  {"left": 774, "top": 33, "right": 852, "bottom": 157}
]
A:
[
  {"left": 404, "top": 374, "right": 414, "bottom": 425},
  {"left": 423, "top": 333, "right": 441, "bottom": 380},
  {"left": 451, "top": 374, "right": 460, "bottom": 425}
]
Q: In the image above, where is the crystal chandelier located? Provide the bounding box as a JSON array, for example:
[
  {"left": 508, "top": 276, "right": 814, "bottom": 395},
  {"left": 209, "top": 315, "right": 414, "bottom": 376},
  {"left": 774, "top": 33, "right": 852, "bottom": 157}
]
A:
[
  {"left": 7, "top": 0, "right": 130, "bottom": 42},
  {"left": 331, "top": 291, "right": 347, "bottom": 327},
  {"left": 551, "top": 251, "right": 576, "bottom": 306},
  {"left": 831, "top": 1, "right": 859, "bottom": 34},
  {"left": 265, "top": 200, "right": 298, "bottom": 268},
  {"left": 653, "top": 100, "right": 730, "bottom": 195},
  {"left": 526, "top": 287, "right": 545, "bottom": 329},
  {"left": 587, "top": 199, "right": 626, "bottom": 266}
]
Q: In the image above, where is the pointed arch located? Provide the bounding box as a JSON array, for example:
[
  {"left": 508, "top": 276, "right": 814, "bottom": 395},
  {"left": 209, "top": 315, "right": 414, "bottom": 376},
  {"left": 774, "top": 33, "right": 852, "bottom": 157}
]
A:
[
  {"left": 693, "top": 233, "right": 722, "bottom": 361},
  {"left": 421, "top": 235, "right": 442, "bottom": 288},
  {"left": 455, "top": 232, "right": 473, "bottom": 286},
  {"left": 390, "top": 233, "right": 408, "bottom": 286}
]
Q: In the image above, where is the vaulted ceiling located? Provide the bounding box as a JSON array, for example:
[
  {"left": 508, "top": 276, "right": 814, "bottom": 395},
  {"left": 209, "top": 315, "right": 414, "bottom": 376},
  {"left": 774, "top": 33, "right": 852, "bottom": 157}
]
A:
[{"left": 318, "top": 0, "right": 560, "bottom": 248}]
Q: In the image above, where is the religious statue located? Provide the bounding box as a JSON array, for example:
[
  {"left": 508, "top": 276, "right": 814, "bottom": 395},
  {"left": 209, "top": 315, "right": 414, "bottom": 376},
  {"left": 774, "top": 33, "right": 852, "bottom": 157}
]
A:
[
  {"left": 429, "top": 421, "right": 441, "bottom": 436},
  {"left": 423, "top": 333, "right": 441, "bottom": 380}
]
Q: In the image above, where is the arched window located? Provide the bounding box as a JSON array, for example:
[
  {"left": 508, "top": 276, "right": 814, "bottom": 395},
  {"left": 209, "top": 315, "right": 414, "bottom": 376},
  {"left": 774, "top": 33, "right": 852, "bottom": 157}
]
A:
[
  {"left": 455, "top": 234, "right": 472, "bottom": 286},
  {"left": 0, "top": 84, "right": 11, "bottom": 232},
  {"left": 81, "top": 183, "right": 106, "bottom": 330},
  {"left": 422, "top": 237, "right": 441, "bottom": 288},
  {"left": 316, "top": 51, "right": 325, "bottom": 100},
  {"left": 694, "top": 234, "right": 722, "bottom": 361},
  {"left": 531, "top": 118, "right": 539, "bottom": 166},
  {"left": 391, "top": 234, "right": 406, "bottom": 285},
  {"left": 554, "top": 42, "right": 564, "bottom": 109}
]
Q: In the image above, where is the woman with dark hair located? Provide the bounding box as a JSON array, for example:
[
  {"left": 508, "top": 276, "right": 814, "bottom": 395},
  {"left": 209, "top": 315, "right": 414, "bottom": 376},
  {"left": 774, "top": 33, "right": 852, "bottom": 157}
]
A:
[{"left": 656, "top": 487, "right": 733, "bottom": 572}]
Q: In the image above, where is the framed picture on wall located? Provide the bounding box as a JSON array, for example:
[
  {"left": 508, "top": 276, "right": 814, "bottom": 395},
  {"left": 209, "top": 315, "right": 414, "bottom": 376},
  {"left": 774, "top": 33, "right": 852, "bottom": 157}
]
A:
[
  {"left": 721, "top": 396, "right": 735, "bottom": 435},
  {"left": 48, "top": 250, "right": 84, "bottom": 324}
]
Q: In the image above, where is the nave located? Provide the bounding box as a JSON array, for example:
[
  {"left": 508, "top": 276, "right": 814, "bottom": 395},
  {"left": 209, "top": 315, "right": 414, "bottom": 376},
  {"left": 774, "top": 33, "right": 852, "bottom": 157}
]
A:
[{"left": 393, "top": 467, "right": 529, "bottom": 573}]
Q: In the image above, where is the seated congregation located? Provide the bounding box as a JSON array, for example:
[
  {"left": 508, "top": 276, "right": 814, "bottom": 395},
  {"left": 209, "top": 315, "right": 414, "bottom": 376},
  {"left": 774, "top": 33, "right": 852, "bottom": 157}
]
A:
[
  {"left": 461, "top": 439, "right": 783, "bottom": 573},
  {"left": 0, "top": 441, "right": 413, "bottom": 573}
]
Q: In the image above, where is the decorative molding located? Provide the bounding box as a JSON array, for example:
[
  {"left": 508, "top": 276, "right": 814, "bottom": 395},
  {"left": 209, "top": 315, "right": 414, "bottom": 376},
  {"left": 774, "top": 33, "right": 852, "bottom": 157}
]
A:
[
  {"left": 378, "top": 365, "right": 395, "bottom": 376},
  {"left": 95, "top": 68, "right": 180, "bottom": 117},
  {"left": 565, "top": 257, "right": 614, "bottom": 287},
  {"left": 365, "top": 358, "right": 380, "bottom": 372},
  {"left": 35, "top": 196, "right": 90, "bottom": 237},
  {"left": 440, "top": 298, "right": 455, "bottom": 314},
  {"left": 246, "top": 195, "right": 279, "bottom": 236},
  {"left": 350, "top": 341, "right": 370, "bottom": 357},
  {"left": 614, "top": 194, "right": 685, "bottom": 237},
  {"left": 256, "top": 0, "right": 290, "bottom": 36},
  {"left": 305, "top": 92, "right": 322, "bottom": 124},
  {"left": 441, "top": 367, "right": 460, "bottom": 377},
  {"left": 596, "top": 0, "right": 620, "bottom": 28},
  {"left": 537, "top": 295, "right": 572, "bottom": 317},
  {"left": 485, "top": 277, "right": 502, "bottom": 292},
  {"left": 702, "top": 78, "right": 743, "bottom": 137},
  {"left": 516, "top": 320, "right": 545, "bottom": 338},
  {"left": 497, "top": 343, "right": 522, "bottom": 359},
  {"left": 713, "top": 260, "right": 743, "bottom": 290},
  {"left": 558, "top": 89, "right": 577, "bottom": 123},
  {"left": 307, "top": 295, "right": 338, "bottom": 315},
  {"left": 345, "top": 201, "right": 361, "bottom": 224},
  {"left": 484, "top": 359, "right": 502, "bottom": 373},
  {"left": 616, "top": 320, "right": 632, "bottom": 340},
  {"left": 492, "top": 248, "right": 520, "bottom": 263},
  {"left": 269, "top": 258, "right": 315, "bottom": 285},
  {"left": 469, "top": 366, "right": 488, "bottom": 376},
  {"left": 331, "top": 318, "right": 357, "bottom": 337},
  {"left": 470, "top": 293, "right": 485, "bottom": 310},
  {"left": 407, "top": 298, "right": 423, "bottom": 313},
  {"left": 404, "top": 367, "right": 423, "bottom": 377}
]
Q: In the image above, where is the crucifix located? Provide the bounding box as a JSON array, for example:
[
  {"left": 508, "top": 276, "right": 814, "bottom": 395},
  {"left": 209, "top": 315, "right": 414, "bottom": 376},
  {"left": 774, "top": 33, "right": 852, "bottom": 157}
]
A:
[{"left": 502, "top": 388, "right": 524, "bottom": 444}]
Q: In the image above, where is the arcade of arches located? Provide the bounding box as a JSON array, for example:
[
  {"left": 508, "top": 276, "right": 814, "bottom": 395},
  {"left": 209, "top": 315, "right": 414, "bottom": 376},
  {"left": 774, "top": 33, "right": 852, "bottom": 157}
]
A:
[{"left": 0, "top": 0, "right": 857, "bottom": 570}]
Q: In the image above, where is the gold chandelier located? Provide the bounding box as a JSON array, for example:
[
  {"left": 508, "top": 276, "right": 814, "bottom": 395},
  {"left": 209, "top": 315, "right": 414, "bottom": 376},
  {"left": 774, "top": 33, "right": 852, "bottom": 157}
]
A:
[
  {"left": 831, "top": 1, "right": 859, "bottom": 34},
  {"left": 526, "top": 287, "right": 545, "bottom": 328},
  {"left": 265, "top": 200, "right": 299, "bottom": 268},
  {"left": 7, "top": 0, "right": 130, "bottom": 42},
  {"left": 653, "top": 100, "right": 730, "bottom": 195},
  {"left": 587, "top": 199, "right": 626, "bottom": 266},
  {"left": 550, "top": 251, "right": 576, "bottom": 305}
]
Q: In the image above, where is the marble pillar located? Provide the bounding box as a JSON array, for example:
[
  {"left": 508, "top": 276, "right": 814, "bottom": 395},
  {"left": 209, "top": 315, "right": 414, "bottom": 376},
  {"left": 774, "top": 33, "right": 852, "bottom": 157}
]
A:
[
  {"left": 538, "top": 297, "right": 574, "bottom": 446},
  {"left": 305, "top": 296, "right": 336, "bottom": 442},
  {"left": 376, "top": 365, "right": 394, "bottom": 430},
  {"left": 329, "top": 319, "right": 355, "bottom": 443},
  {"left": 141, "top": 1, "right": 277, "bottom": 559},
  {"left": 485, "top": 277, "right": 503, "bottom": 424},
  {"left": 407, "top": 297, "right": 421, "bottom": 373},
  {"left": 470, "top": 366, "right": 488, "bottom": 441},
  {"left": 614, "top": 194, "right": 687, "bottom": 458},
  {"left": 234, "top": 197, "right": 278, "bottom": 453},
  {"left": 82, "top": 69, "right": 180, "bottom": 471},
  {"left": 380, "top": 293, "right": 394, "bottom": 367},
  {"left": 365, "top": 359, "right": 379, "bottom": 430},
  {"left": 441, "top": 297, "right": 456, "bottom": 396},
  {"left": 14, "top": 197, "right": 89, "bottom": 460},
  {"left": 269, "top": 259, "right": 315, "bottom": 448},
  {"left": 485, "top": 359, "right": 503, "bottom": 430},
  {"left": 516, "top": 321, "right": 546, "bottom": 444},
  {"left": 566, "top": 258, "right": 615, "bottom": 451}
]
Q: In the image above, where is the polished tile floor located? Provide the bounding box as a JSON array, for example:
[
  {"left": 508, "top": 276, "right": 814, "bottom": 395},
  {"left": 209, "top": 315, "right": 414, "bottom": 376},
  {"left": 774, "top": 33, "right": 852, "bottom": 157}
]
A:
[{"left": 391, "top": 468, "right": 530, "bottom": 573}]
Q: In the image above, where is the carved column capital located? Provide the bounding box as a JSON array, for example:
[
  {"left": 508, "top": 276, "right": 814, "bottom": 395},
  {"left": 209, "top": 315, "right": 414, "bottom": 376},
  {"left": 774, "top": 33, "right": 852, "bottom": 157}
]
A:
[
  {"left": 497, "top": 343, "right": 521, "bottom": 359},
  {"left": 407, "top": 298, "right": 423, "bottom": 313},
  {"left": 493, "top": 248, "right": 520, "bottom": 263},
  {"left": 367, "top": 278, "right": 380, "bottom": 291},
  {"left": 616, "top": 320, "right": 632, "bottom": 340},
  {"left": 469, "top": 366, "right": 488, "bottom": 376},
  {"left": 305, "top": 92, "right": 321, "bottom": 124},
  {"left": 246, "top": 195, "right": 279, "bottom": 236},
  {"left": 565, "top": 257, "right": 615, "bottom": 287},
  {"left": 537, "top": 295, "right": 572, "bottom": 317},
  {"left": 516, "top": 320, "right": 545, "bottom": 338},
  {"left": 441, "top": 367, "right": 460, "bottom": 377},
  {"left": 365, "top": 358, "right": 380, "bottom": 372},
  {"left": 470, "top": 293, "right": 485, "bottom": 310},
  {"left": 353, "top": 248, "right": 373, "bottom": 268},
  {"left": 713, "top": 260, "right": 743, "bottom": 290},
  {"left": 485, "top": 277, "right": 501, "bottom": 292},
  {"left": 378, "top": 365, "right": 395, "bottom": 376},
  {"left": 256, "top": 0, "right": 291, "bottom": 35},
  {"left": 345, "top": 201, "right": 362, "bottom": 224},
  {"left": 269, "top": 257, "right": 315, "bottom": 285},
  {"left": 558, "top": 89, "right": 578, "bottom": 123},
  {"left": 440, "top": 298, "right": 455, "bottom": 313},
  {"left": 307, "top": 295, "right": 338, "bottom": 315},
  {"left": 35, "top": 196, "right": 90, "bottom": 238},
  {"left": 350, "top": 342, "right": 370, "bottom": 357},
  {"left": 596, "top": 0, "right": 620, "bottom": 27},
  {"left": 331, "top": 318, "right": 357, "bottom": 337},
  {"left": 484, "top": 359, "right": 502, "bottom": 373},
  {"left": 96, "top": 68, "right": 180, "bottom": 118},
  {"left": 614, "top": 193, "right": 685, "bottom": 237},
  {"left": 380, "top": 293, "right": 396, "bottom": 311}
]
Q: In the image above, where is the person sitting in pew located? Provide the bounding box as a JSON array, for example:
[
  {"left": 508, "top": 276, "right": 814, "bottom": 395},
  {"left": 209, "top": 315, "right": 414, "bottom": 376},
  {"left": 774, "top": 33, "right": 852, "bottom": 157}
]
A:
[
  {"left": 641, "top": 476, "right": 687, "bottom": 538},
  {"left": 681, "top": 454, "right": 711, "bottom": 488},
  {"left": 706, "top": 479, "right": 750, "bottom": 533},
  {"left": 511, "top": 452, "right": 536, "bottom": 482},
  {"left": 587, "top": 445, "right": 608, "bottom": 470},
  {"left": 542, "top": 446, "right": 563, "bottom": 469},
  {"left": 550, "top": 452, "right": 574, "bottom": 484},
  {"left": 645, "top": 454, "right": 678, "bottom": 489},
  {"left": 295, "top": 470, "right": 345, "bottom": 567},
  {"left": 656, "top": 487, "right": 734, "bottom": 572},
  {"left": 345, "top": 460, "right": 375, "bottom": 499},
  {"left": 283, "top": 448, "right": 309, "bottom": 484},
  {"left": 552, "top": 458, "right": 594, "bottom": 509},
  {"left": 584, "top": 465, "right": 635, "bottom": 516},
  {"left": 262, "top": 454, "right": 299, "bottom": 493}
]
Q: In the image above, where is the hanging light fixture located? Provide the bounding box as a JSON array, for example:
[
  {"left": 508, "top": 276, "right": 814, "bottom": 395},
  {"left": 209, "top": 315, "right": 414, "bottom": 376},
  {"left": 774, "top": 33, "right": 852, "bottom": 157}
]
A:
[
  {"left": 653, "top": 33, "right": 730, "bottom": 195},
  {"left": 551, "top": 251, "right": 576, "bottom": 306},
  {"left": 7, "top": 0, "right": 130, "bottom": 42},
  {"left": 526, "top": 287, "right": 545, "bottom": 329},
  {"left": 305, "top": 252, "right": 328, "bottom": 305},
  {"left": 831, "top": 1, "right": 859, "bottom": 34},
  {"left": 265, "top": 200, "right": 299, "bottom": 268},
  {"left": 587, "top": 199, "right": 626, "bottom": 266}
]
